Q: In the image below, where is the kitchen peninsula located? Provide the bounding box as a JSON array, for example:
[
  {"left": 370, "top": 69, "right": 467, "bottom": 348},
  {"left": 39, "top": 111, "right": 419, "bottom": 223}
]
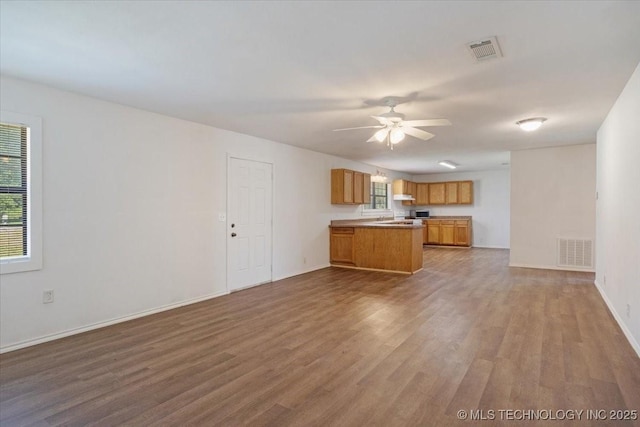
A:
[{"left": 329, "top": 219, "right": 424, "bottom": 274}]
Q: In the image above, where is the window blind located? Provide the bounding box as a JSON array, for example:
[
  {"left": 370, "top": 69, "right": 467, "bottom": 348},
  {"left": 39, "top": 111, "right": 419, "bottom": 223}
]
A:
[{"left": 0, "top": 122, "right": 28, "bottom": 258}]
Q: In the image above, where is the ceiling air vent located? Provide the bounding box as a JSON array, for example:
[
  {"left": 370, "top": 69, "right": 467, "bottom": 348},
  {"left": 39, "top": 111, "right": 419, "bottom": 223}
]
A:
[{"left": 466, "top": 37, "right": 502, "bottom": 61}]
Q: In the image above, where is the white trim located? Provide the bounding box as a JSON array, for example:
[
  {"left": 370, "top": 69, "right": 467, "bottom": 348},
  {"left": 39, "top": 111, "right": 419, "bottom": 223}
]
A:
[
  {"left": 472, "top": 245, "right": 510, "bottom": 249},
  {"left": 0, "top": 110, "right": 43, "bottom": 274},
  {"left": 272, "top": 263, "right": 330, "bottom": 282},
  {"left": 508, "top": 262, "right": 595, "bottom": 273},
  {"left": 594, "top": 280, "right": 640, "bottom": 358},
  {"left": 0, "top": 290, "right": 229, "bottom": 354}
]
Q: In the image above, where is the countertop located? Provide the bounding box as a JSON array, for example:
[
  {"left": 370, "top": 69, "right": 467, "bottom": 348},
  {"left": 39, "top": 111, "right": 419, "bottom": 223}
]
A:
[
  {"left": 329, "top": 218, "right": 424, "bottom": 229},
  {"left": 421, "top": 216, "right": 472, "bottom": 220}
]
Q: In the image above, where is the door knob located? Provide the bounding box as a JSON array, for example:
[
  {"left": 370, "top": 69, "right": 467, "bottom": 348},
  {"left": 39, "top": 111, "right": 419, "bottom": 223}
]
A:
[{"left": 231, "top": 233, "right": 237, "bottom": 237}]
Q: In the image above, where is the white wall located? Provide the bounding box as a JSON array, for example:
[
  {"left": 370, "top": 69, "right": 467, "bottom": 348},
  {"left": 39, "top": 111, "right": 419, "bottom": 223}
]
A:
[
  {"left": 0, "top": 76, "right": 410, "bottom": 351},
  {"left": 510, "top": 144, "right": 596, "bottom": 270},
  {"left": 595, "top": 62, "right": 640, "bottom": 355},
  {"left": 411, "top": 169, "right": 510, "bottom": 248}
]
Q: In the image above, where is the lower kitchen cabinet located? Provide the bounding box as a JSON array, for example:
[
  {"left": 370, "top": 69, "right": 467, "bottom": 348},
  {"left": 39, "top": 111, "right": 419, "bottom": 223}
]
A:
[
  {"left": 440, "top": 220, "right": 455, "bottom": 245},
  {"left": 455, "top": 220, "right": 470, "bottom": 246},
  {"left": 330, "top": 227, "right": 354, "bottom": 264},
  {"left": 426, "top": 221, "right": 440, "bottom": 244},
  {"left": 423, "top": 218, "right": 472, "bottom": 247}
]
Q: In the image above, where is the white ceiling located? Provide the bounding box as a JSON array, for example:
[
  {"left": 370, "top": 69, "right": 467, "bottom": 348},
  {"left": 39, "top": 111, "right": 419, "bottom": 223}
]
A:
[{"left": 1, "top": 1, "right": 639, "bottom": 174}]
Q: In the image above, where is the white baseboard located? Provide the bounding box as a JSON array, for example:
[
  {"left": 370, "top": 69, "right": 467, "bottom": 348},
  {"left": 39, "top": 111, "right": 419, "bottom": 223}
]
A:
[
  {"left": 0, "top": 290, "right": 229, "bottom": 354},
  {"left": 508, "top": 262, "right": 595, "bottom": 273},
  {"left": 272, "top": 264, "right": 330, "bottom": 282},
  {"left": 472, "top": 245, "right": 510, "bottom": 249},
  {"left": 593, "top": 280, "right": 640, "bottom": 358}
]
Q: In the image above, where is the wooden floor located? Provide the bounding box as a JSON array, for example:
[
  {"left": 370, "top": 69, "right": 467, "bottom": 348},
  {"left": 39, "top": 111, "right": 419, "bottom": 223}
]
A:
[{"left": 1, "top": 248, "right": 639, "bottom": 426}]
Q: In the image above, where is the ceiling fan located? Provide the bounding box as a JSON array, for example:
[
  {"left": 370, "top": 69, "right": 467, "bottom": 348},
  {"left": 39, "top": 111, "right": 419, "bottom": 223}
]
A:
[{"left": 333, "top": 98, "right": 451, "bottom": 150}]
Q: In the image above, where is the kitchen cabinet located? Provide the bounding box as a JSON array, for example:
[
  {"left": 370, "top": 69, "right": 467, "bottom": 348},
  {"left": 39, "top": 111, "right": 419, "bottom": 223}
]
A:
[
  {"left": 423, "top": 217, "right": 472, "bottom": 247},
  {"left": 363, "top": 173, "right": 371, "bottom": 204},
  {"left": 393, "top": 179, "right": 411, "bottom": 195},
  {"left": 412, "top": 180, "right": 474, "bottom": 205},
  {"left": 330, "top": 227, "right": 355, "bottom": 264},
  {"left": 331, "top": 169, "right": 371, "bottom": 205},
  {"left": 440, "top": 220, "right": 455, "bottom": 245},
  {"left": 330, "top": 223, "right": 423, "bottom": 274},
  {"left": 445, "top": 182, "right": 458, "bottom": 204},
  {"left": 426, "top": 220, "right": 440, "bottom": 244},
  {"left": 392, "top": 179, "right": 417, "bottom": 206},
  {"left": 403, "top": 181, "right": 417, "bottom": 206},
  {"left": 416, "top": 183, "right": 429, "bottom": 205},
  {"left": 455, "top": 220, "right": 470, "bottom": 246},
  {"left": 428, "top": 183, "right": 446, "bottom": 204},
  {"left": 353, "top": 172, "right": 364, "bottom": 204},
  {"left": 459, "top": 181, "right": 473, "bottom": 204}
]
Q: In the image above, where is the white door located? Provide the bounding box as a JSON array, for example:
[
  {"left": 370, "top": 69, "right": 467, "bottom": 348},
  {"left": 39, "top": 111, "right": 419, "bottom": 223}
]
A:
[{"left": 227, "top": 157, "right": 273, "bottom": 291}]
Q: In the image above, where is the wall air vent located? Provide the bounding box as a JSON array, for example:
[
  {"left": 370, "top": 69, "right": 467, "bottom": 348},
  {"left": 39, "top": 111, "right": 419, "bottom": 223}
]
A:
[
  {"left": 466, "top": 37, "right": 502, "bottom": 61},
  {"left": 557, "top": 238, "right": 593, "bottom": 269}
]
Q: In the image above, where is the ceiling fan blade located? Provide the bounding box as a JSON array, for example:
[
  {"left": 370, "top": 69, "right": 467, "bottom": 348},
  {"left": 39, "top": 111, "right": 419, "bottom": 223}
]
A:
[
  {"left": 401, "top": 119, "right": 452, "bottom": 127},
  {"left": 333, "top": 125, "right": 385, "bottom": 132},
  {"left": 367, "top": 128, "right": 389, "bottom": 142},
  {"left": 402, "top": 126, "right": 435, "bottom": 141},
  {"left": 371, "top": 116, "right": 393, "bottom": 126}
]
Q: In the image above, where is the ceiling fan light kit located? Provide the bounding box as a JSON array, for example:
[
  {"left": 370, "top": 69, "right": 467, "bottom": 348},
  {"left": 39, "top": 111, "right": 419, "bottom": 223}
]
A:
[
  {"left": 390, "top": 128, "right": 405, "bottom": 144},
  {"left": 516, "top": 117, "right": 547, "bottom": 132}
]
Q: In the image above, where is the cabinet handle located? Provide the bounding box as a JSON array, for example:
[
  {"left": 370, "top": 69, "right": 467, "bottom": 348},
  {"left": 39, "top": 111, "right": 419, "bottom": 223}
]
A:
[{"left": 231, "top": 233, "right": 237, "bottom": 237}]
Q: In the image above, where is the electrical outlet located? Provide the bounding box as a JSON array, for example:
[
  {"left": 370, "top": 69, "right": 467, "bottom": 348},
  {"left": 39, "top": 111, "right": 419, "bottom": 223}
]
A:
[
  {"left": 627, "top": 304, "right": 631, "bottom": 318},
  {"left": 43, "top": 290, "right": 54, "bottom": 304},
  {"left": 218, "top": 213, "right": 226, "bottom": 222}
]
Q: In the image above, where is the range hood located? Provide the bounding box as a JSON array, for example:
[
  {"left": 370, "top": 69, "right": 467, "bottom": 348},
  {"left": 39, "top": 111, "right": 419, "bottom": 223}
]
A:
[{"left": 393, "top": 194, "right": 415, "bottom": 201}]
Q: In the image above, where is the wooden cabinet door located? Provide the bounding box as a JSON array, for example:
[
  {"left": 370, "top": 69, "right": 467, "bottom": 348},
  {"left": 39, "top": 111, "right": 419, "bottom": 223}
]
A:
[
  {"left": 427, "top": 221, "right": 440, "bottom": 244},
  {"left": 353, "top": 172, "right": 364, "bottom": 204},
  {"left": 445, "top": 182, "right": 458, "bottom": 204},
  {"left": 422, "top": 221, "right": 429, "bottom": 244},
  {"left": 429, "top": 183, "right": 446, "bottom": 204},
  {"left": 342, "top": 170, "right": 354, "bottom": 203},
  {"left": 416, "top": 183, "right": 429, "bottom": 205},
  {"left": 454, "top": 221, "right": 469, "bottom": 246},
  {"left": 402, "top": 181, "right": 417, "bottom": 206},
  {"left": 459, "top": 181, "right": 473, "bottom": 204},
  {"left": 330, "top": 229, "right": 354, "bottom": 264},
  {"left": 440, "top": 221, "right": 455, "bottom": 245},
  {"left": 363, "top": 173, "right": 371, "bottom": 204}
]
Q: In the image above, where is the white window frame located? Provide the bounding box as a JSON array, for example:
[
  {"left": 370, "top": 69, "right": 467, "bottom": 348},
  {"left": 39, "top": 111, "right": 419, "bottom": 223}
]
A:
[
  {"left": 0, "top": 110, "right": 43, "bottom": 274},
  {"left": 362, "top": 182, "right": 392, "bottom": 217}
]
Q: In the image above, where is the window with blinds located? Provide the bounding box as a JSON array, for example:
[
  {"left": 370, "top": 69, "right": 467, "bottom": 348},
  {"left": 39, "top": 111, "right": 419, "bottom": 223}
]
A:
[
  {"left": 0, "top": 122, "right": 28, "bottom": 259},
  {"left": 369, "top": 182, "right": 389, "bottom": 210}
]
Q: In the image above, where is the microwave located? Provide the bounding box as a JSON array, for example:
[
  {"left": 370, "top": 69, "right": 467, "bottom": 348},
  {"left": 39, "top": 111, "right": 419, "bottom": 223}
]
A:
[{"left": 415, "top": 210, "right": 430, "bottom": 218}]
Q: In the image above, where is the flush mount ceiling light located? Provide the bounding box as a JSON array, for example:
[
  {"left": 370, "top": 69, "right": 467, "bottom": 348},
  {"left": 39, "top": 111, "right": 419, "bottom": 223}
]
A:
[
  {"left": 438, "top": 160, "right": 458, "bottom": 169},
  {"left": 516, "top": 117, "right": 547, "bottom": 132}
]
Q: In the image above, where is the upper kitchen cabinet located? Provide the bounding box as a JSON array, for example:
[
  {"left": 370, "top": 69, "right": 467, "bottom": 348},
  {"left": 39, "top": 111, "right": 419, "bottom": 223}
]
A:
[
  {"left": 392, "top": 179, "right": 411, "bottom": 195},
  {"left": 331, "top": 169, "right": 371, "bottom": 205},
  {"left": 417, "top": 180, "right": 474, "bottom": 205},
  {"left": 445, "top": 182, "right": 458, "bottom": 204},
  {"left": 458, "top": 181, "right": 473, "bottom": 204},
  {"left": 392, "top": 179, "right": 417, "bottom": 206},
  {"left": 428, "top": 182, "right": 446, "bottom": 204},
  {"left": 415, "top": 183, "right": 429, "bottom": 205}
]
